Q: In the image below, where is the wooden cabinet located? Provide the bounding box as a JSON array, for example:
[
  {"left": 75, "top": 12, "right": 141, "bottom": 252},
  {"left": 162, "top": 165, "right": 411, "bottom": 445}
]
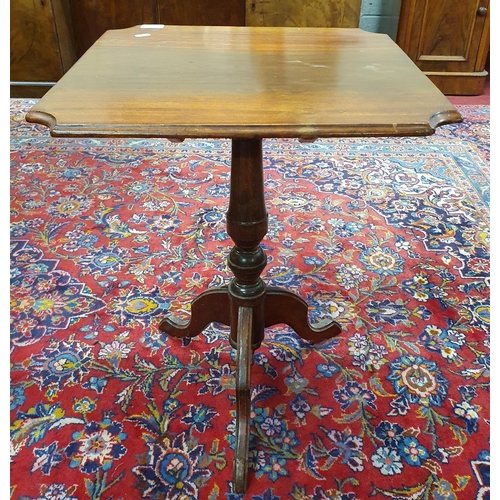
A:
[
  {"left": 397, "top": 0, "right": 490, "bottom": 95},
  {"left": 10, "top": 0, "right": 360, "bottom": 97},
  {"left": 10, "top": 0, "right": 77, "bottom": 97}
]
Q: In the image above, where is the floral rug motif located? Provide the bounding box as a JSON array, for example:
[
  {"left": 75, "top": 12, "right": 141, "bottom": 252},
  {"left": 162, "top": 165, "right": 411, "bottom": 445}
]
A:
[{"left": 10, "top": 100, "right": 489, "bottom": 500}]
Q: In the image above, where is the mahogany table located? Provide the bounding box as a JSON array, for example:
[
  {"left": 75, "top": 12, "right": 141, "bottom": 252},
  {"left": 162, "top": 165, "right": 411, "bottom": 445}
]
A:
[{"left": 26, "top": 25, "right": 461, "bottom": 493}]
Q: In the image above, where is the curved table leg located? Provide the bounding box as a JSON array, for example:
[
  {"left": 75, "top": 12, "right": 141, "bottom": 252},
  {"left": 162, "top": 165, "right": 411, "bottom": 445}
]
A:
[
  {"left": 159, "top": 287, "right": 230, "bottom": 338},
  {"left": 158, "top": 139, "right": 344, "bottom": 493},
  {"left": 233, "top": 306, "right": 253, "bottom": 494},
  {"left": 265, "top": 287, "right": 342, "bottom": 343}
]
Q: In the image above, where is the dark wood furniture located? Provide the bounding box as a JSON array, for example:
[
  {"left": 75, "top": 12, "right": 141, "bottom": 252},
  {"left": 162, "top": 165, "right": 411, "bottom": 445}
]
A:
[
  {"left": 397, "top": 0, "right": 490, "bottom": 95},
  {"left": 10, "top": 0, "right": 361, "bottom": 97},
  {"left": 246, "top": 0, "right": 361, "bottom": 27},
  {"left": 26, "top": 25, "right": 461, "bottom": 493},
  {"left": 10, "top": 0, "right": 77, "bottom": 97}
]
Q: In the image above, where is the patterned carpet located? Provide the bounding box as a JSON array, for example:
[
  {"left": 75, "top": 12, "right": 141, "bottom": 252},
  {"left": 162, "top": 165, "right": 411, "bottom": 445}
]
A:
[{"left": 10, "top": 100, "right": 489, "bottom": 500}]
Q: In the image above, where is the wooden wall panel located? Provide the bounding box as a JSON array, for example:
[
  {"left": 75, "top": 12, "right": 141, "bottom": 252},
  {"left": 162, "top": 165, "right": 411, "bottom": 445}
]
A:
[
  {"left": 69, "top": 0, "right": 158, "bottom": 58},
  {"left": 51, "top": 0, "right": 78, "bottom": 72},
  {"left": 246, "top": 0, "right": 361, "bottom": 27},
  {"left": 11, "top": 0, "right": 64, "bottom": 82},
  {"left": 159, "top": 0, "right": 245, "bottom": 26}
]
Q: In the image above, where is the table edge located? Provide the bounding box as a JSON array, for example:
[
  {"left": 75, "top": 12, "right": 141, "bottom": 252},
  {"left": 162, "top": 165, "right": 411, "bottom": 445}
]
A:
[{"left": 25, "top": 109, "right": 463, "bottom": 139}]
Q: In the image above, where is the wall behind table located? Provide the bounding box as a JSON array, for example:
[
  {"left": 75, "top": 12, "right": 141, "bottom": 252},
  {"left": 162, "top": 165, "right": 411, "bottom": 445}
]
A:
[{"left": 359, "top": 0, "right": 402, "bottom": 40}]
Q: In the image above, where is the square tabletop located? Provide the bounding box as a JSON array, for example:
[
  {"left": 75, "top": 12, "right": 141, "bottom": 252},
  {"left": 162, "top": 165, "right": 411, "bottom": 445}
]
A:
[{"left": 26, "top": 25, "right": 461, "bottom": 139}]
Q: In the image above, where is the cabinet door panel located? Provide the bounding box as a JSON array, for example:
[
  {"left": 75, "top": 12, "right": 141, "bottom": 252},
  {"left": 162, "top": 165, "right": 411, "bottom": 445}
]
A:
[
  {"left": 418, "top": 1, "right": 477, "bottom": 60},
  {"left": 399, "top": 0, "right": 488, "bottom": 73}
]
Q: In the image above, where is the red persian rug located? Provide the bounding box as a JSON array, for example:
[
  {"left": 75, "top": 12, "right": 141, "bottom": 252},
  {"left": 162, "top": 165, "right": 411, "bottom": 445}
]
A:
[{"left": 10, "top": 100, "right": 489, "bottom": 500}]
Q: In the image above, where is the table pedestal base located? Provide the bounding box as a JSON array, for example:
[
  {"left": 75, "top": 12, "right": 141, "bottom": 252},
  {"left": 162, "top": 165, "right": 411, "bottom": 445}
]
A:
[{"left": 159, "top": 139, "right": 342, "bottom": 493}]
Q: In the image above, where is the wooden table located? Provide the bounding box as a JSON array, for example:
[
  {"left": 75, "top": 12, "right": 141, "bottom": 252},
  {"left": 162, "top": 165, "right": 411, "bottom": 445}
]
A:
[{"left": 26, "top": 25, "right": 462, "bottom": 493}]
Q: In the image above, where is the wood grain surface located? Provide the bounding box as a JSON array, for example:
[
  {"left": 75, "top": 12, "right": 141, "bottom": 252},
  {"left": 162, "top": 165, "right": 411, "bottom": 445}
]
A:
[
  {"left": 11, "top": 0, "right": 74, "bottom": 82},
  {"left": 27, "top": 25, "right": 462, "bottom": 139},
  {"left": 246, "top": 0, "right": 361, "bottom": 28}
]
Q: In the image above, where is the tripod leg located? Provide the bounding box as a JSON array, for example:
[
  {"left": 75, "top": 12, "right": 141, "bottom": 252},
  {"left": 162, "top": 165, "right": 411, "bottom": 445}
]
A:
[
  {"left": 159, "top": 287, "right": 230, "bottom": 339},
  {"left": 232, "top": 306, "right": 253, "bottom": 494},
  {"left": 265, "top": 287, "right": 342, "bottom": 343}
]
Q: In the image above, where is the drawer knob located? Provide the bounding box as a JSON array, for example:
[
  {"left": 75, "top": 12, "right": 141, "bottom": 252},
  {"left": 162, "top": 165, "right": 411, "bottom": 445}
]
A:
[{"left": 477, "top": 6, "right": 488, "bottom": 16}]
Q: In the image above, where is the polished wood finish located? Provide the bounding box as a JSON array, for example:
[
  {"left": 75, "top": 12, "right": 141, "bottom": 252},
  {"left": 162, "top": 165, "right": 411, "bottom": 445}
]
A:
[
  {"left": 26, "top": 26, "right": 460, "bottom": 138},
  {"left": 26, "top": 26, "right": 461, "bottom": 492},
  {"left": 11, "top": 0, "right": 243, "bottom": 97},
  {"left": 265, "top": 288, "right": 342, "bottom": 341},
  {"left": 226, "top": 139, "right": 268, "bottom": 351},
  {"left": 233, "top": 306, "right": 252, "bottom": 494},
  {"left": 159, "top": 139, "right": 343, "bottom": 489},
  {"left": 246, "top": 0, "right": 361, "bottom": 27},
  {"left": 11, "top": 0, "right": 360, "bottom": 97},
  {"left": 424, "top": 73, "right": 488, "bottom": 97},
  {"left": 159, "top": 288, "right": 230, "bottom": 337},
  {"left": 397, "top": 0, "right": 490, "bottom": 95}
]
